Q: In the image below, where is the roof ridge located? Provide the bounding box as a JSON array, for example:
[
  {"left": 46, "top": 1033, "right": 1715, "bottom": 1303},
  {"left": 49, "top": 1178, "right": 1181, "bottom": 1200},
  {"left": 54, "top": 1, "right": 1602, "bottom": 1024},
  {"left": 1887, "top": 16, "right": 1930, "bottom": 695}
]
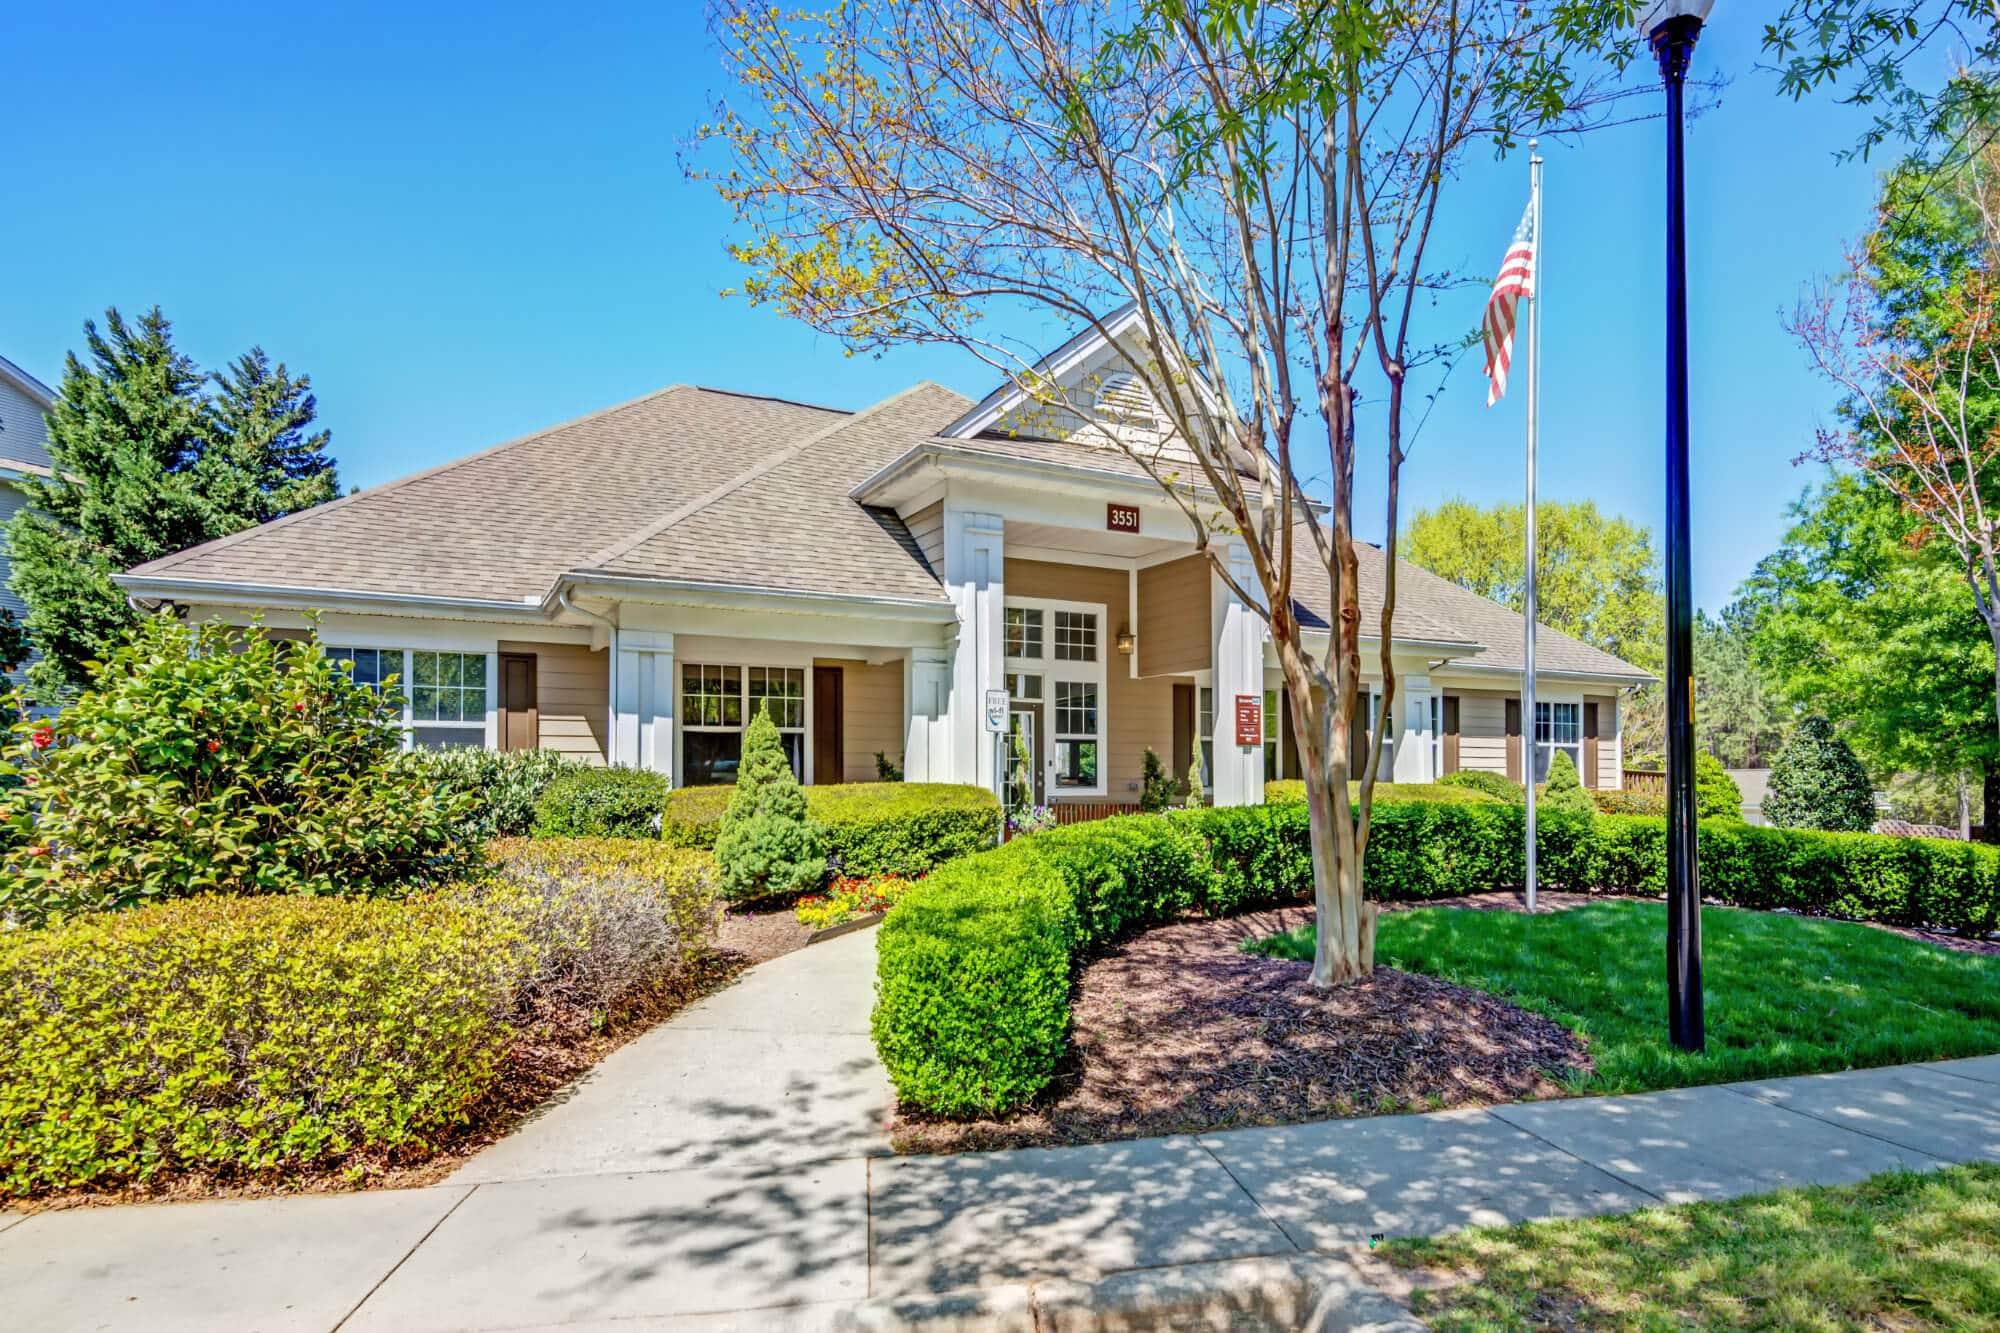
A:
[
  {"left": 573, "top": 382, "right": 949, "bottom": 577},
  {"left": 127, "top": 382, "right": 796, "bottom": 577}
]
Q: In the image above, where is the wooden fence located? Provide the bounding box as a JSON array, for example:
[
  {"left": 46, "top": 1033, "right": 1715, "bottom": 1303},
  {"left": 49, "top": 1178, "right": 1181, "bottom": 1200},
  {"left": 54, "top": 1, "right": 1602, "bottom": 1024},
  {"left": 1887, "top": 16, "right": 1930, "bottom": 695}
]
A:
[
  {"left": 1052, "top": 801, "right": 1143, "bottom": 825},
  {"left": 1622, "top": 768, "right": 1666, "bottom": 796}
]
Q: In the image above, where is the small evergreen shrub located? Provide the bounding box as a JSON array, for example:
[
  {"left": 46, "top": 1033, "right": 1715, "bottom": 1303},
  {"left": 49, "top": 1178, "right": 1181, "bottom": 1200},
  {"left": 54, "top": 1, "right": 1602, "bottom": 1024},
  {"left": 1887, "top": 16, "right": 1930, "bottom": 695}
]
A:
[
  {"left": 1139, "top": 747, "right": 1175, "bottom": 813},
  {"left": 874, "top": 751, "right": 904, "bottom": 781},
  {"left": 714, "top": 705, "right": 824, "bottom": 900},
  {"left": 1765, "top": 717, "right": 1875, "bottom": 832},
  {"left": 531, "top": 765, "right": 669, "bottom": 839},
  {"left": 1696, "top": 750, "right": 1745, "bottom": 821},
  {"left": 415, "top": 747, "right": 583, "bottom": 840},
  {"left": 0, "top": 616, "right": 479, "bottom": 926},
  {"left": 1184, "top": 729, "right": 1206, "bottom": 808},
  {"left": 1440, "top": 769, "right": 1524, "bottom": 801},
  {"left": 0, "top": 893, "right": 527, "bottom": 1194},
  {"left": 1540, "top": 750, "right": 1597, "bottom": 818},
  {"left": 662, "top": 781, "right": 999, "bottom": 877}
]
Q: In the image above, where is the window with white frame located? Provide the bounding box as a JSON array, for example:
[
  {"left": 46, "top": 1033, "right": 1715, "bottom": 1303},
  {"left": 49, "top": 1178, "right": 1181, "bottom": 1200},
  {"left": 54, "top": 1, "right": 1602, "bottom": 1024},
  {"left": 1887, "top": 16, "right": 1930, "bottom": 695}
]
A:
[
  {"left": 330, "top": 646, "right": 489, "bottom": 749},
  {"left": 1264, "top": 688, "right": 1283, "bottom": 781},
  {"left": 681, "top": 663, "right": 806, "bottom": 785},
  {"left": 1005, "top": 607, "right": 1044, "bottom": 659},
  {"left": 1007, "top": 597, "right": 1104, "bottom": 794},
  {"left": 1535, "top": 700, "right": 1582, "bottom": 782},
  {"left": 1198, "top": 685, "right": 1214, "bottom": 792}
]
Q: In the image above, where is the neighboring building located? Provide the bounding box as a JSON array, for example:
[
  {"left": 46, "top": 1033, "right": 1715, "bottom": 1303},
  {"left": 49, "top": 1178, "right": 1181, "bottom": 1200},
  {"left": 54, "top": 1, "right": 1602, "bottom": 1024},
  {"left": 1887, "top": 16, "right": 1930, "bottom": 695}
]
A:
[
  {"left": 1727, "top": 768, "right": 1770, "bottom": 826},
  {"left": 0, "top": 353, "right": 56, "bottom": 632},
  {"left": 117, "top": 312, "right": 1650, "bottom": 808}
]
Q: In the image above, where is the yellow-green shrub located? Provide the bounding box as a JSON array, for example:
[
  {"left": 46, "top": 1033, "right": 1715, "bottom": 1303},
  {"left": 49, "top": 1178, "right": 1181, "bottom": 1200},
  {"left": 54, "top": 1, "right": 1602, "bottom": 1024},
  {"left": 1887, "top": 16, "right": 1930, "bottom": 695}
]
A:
[
  {"left": 662, "top": 781, "right": 1000, "bottom": 881},
  {"left": 478, "top": 838, "right": 720, "bottom": 1013},
  {"left": 0, "top": 894, "right": 527, "bottom": 1195},
  {"left": 1262, "top": 779, "right": 1501, "bottom": 806}
]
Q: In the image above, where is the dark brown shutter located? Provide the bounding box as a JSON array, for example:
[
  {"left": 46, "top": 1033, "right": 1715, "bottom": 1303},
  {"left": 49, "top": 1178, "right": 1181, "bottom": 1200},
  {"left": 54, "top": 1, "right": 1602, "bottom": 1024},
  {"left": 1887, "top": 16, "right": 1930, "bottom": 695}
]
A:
[
  {"left": 1442, "top": 695, "right": 1461, "bottom": 776},
  {"left": 1504, "top": 697, "right": 1523, "bottom": 783},
  {"left": 1583, "top": 701, "right": 1601, "bottom": 788}
]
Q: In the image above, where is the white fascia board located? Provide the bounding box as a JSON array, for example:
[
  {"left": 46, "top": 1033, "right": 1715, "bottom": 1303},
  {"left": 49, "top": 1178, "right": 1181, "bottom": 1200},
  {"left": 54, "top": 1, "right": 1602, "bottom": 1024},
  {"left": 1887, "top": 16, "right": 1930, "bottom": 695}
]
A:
[
  {"left": 1290, "top": 624, "right": 1486, "bottom": 660},
  {"left": 560, "top": 574, "right": 959, "bottom": 624},
  {"left": 854, "top": 443, "right": 1212, "bottom": 511},
  {"left": 114, "top": 574, "right": 549, "bottom": 624},
  {"left": 0, "top": 458, "right": 53, "bottom": 481},
  {"left": 940, "top": 303, "right": 1147, "bottom": 439},
  {"left": 1434, "top": 660, "right": 1654, "bottom": 689}
]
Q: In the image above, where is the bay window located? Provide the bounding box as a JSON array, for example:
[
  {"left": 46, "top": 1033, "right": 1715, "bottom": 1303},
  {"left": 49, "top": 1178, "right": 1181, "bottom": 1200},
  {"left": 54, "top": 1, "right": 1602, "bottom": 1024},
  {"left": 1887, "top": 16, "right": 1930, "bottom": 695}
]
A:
[{"left": 681, "top": 662, "right": 806, "bottom": 785}]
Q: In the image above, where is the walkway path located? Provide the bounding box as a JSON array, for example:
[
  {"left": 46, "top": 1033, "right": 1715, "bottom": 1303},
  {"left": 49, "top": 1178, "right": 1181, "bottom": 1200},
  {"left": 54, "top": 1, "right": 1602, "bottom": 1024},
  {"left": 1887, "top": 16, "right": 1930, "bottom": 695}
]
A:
[{"left": 4, "top": 925, "right": 1999, "bottom": 1330}]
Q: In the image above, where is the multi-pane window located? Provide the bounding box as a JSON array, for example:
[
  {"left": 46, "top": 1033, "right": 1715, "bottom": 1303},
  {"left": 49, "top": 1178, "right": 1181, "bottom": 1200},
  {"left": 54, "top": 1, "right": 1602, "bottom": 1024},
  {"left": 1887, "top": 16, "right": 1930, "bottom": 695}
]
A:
[
  {"left": 330, "top": 647, "right": 400, "bottom": 693},
  {"left": 1535, "top": 700, "right": 1582, "bottom": 783},
  {"left": 1198, "top": 685, "right": 1214, "bottom": 793},
  {"left": 681, "top": 663, "right": 807, "bottom": 785},
  {"left": 1053, "top": 610, "right": 1097, "bottom": 662},
  {"left": 1007, "top": 671, "right": 1042, "bottom": 702},
  {"left": 1054, "top": 680, "right": 1098, "bottom": 787},
  {"left": 411, "top": 651, "right": 487, "bottom": 723},
  {"left": 1005, "top": 607, "right": 1044, "bottom": 659}
]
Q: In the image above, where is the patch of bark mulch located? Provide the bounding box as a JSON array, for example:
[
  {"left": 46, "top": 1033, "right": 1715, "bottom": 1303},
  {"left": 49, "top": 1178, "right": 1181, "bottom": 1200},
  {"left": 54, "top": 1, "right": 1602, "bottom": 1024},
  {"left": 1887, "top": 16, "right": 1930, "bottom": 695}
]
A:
[
  {"left": 715, "top": 901, "right": 814, "bottom": 966},
  {"left": 13, "top": 952, "right": 751, "bottom": 1213},
  {"left": 889, "top": 906, "right": 1590, "bottom": 1154}
]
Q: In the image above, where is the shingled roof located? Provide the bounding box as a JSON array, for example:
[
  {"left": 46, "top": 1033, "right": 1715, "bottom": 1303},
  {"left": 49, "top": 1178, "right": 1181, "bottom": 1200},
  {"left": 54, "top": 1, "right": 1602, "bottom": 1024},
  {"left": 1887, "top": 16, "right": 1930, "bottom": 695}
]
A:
[{"left": 122, "top": 378, "right": 1651, "bottom": 681}]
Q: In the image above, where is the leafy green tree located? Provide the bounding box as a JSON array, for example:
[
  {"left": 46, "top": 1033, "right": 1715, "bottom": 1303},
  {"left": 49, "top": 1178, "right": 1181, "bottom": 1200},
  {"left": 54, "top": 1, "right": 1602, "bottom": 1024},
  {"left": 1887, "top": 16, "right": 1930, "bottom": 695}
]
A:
[
  {"left": 8, "top": 308, "right": 340, "bottom": 697},
  {"left": 1695, "top": 751, "right": 1745, "bottom": 822},
  {"left": 715, "top": 704, "right": 824, "bottom": 900},
  {"left": 1764, "top": 716, "right": 1878, "bottom": 832}
]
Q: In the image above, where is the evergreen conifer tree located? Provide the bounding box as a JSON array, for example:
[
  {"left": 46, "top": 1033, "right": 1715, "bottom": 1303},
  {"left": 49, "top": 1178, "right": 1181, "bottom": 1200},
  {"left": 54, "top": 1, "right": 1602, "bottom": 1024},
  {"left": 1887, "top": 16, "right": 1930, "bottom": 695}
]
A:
[
  {"left": 1184, "top": 730, "right": 1206, "bottom": 809},
  {"left": 1139, "top": 746, "right": 1174, "bottom": 813},
  {"left": 1541, "top": 749, "right": 1596, "bottom": 817},
  {"left": 715, "top": 703, "right": 825, "bottom": 899}
]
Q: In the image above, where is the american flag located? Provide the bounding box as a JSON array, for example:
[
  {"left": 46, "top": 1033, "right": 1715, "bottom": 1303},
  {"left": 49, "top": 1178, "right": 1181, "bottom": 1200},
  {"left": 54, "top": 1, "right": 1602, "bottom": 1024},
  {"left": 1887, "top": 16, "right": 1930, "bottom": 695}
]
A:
[{"left": 1482, "top": 201, "right": 1537, "bottom": 407}]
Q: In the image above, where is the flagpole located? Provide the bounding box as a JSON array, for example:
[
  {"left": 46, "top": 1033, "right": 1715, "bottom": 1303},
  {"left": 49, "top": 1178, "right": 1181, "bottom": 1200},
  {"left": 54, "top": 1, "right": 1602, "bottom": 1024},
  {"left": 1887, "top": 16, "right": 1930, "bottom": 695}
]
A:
[{"left": 1524, "top": 140, "right": 1543, "bottom": 913}]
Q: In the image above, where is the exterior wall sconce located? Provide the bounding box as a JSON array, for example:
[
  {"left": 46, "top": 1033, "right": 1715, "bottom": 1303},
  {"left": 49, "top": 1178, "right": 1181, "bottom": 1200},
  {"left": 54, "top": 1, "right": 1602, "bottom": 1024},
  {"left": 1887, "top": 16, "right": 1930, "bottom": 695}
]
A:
[{"left": 1116, "top": 627, "right": 1135, "bottom": 655}]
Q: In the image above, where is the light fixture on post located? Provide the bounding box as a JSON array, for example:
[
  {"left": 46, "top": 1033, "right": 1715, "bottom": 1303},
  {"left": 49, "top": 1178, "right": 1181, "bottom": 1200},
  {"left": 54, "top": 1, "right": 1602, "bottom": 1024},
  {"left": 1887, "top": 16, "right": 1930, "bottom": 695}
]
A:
[{"left": 1641, "top": 0, "right": 1712, "bottom": 1054}]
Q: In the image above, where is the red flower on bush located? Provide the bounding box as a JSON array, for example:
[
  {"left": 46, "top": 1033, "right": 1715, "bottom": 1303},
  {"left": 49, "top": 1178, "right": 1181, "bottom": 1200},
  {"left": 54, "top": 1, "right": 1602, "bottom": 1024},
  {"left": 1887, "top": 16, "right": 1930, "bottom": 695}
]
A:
[
  {"left": 206, "top": 739, "right": 222, "bottom": 754},
  {"left": 30, "top": 727, "right": 52, "bottom": 749},
  {"left": 26, "top": 844, "right": 48, "bottom": 856}
]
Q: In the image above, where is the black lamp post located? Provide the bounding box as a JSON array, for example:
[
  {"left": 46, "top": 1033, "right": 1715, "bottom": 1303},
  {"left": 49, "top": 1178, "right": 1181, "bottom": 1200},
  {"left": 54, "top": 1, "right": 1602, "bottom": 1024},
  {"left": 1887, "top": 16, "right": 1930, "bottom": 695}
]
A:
[{"left": 1645, "top": 0, "right": 1710, "bottom": 1054}]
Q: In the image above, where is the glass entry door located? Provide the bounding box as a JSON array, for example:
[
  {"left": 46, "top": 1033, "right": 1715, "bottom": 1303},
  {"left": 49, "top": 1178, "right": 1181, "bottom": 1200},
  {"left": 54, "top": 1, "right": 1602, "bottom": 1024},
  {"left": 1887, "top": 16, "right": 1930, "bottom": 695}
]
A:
[{"left": 1007, "top": 703, "right": 1044, "bottom": 807}]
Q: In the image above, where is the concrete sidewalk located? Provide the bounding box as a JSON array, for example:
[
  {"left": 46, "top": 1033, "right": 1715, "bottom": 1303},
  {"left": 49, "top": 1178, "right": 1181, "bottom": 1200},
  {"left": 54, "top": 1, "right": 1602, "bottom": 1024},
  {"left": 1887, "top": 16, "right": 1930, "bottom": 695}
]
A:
[{"left": 3, "top": 923, "right": 1998, "bottom": 1329}]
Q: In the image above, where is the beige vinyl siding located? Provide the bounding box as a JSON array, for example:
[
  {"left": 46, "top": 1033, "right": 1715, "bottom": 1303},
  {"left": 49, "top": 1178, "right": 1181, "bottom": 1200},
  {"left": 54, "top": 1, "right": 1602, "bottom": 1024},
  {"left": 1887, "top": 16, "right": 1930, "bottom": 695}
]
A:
[
  {"left": 1453, "top": 687, "right": 1513, "bottom": 775},
  {"left": 1006, "top": 558, "right": 1175, "bottom": 800},
  {"left": 0, "top": 377, "right": 54, "bottom": 473},
  {"left": 499, "top": 640, "right": 608, "bottom": 764},
  {"left": 825, "top": 658, "right": 904, "bottom": 783},
  {"left": 1137, "top": 554, "right": 1209, "bottom": 677},
  {"left": 906, "top": 501, "right": 945, "bottom": 576}
]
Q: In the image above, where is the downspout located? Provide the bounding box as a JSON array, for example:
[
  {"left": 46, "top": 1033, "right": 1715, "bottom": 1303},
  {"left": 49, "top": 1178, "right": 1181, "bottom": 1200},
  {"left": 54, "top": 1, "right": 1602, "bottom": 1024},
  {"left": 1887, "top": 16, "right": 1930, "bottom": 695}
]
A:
[{"left": 557, "top": 582, "right": 619, "bottom": 768}]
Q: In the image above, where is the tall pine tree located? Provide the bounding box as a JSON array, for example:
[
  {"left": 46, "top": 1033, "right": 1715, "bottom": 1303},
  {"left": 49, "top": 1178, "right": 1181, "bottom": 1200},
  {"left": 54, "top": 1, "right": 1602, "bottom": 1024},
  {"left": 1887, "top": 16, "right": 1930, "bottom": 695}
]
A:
[{"left": 8, "top": 308, "right": 340, "bottom": 696}]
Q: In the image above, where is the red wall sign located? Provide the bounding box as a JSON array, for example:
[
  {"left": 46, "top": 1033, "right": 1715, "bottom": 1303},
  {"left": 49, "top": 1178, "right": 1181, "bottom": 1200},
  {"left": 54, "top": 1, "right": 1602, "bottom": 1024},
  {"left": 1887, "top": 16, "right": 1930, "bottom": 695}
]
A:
[
  {"left": 1106, "top": 502, "right": 1141, "bottom": 534},
  {"left": 1234, "top": 694, "right": 1262, "bottom": 748}
]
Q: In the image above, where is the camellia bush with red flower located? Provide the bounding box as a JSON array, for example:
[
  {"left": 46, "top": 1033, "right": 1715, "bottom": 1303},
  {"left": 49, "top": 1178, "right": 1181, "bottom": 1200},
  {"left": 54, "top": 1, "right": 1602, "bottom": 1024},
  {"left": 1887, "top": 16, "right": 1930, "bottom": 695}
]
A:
[{"left": 0, "top": 614, "right": 481, "bottom": 927}]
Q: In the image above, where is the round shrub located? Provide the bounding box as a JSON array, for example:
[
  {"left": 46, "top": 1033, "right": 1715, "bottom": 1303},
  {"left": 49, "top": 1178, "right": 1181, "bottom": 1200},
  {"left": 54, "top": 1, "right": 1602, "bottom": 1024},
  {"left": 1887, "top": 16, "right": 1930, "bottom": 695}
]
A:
[
  {"left": 532, "top": 765, "right": 670, "bottom": 839},
  {"left": 662, "top": 781, "right": 1000, "bottom": 878},
  {"left": 1439, "top": 769, "right": 1524, "bottom": 801},
  {"left": 715, "top": 706, "right": 824, "bottom": 900},
  {"left": 1765, "top": 716, "right": 1875, "bottom": 832},
  {"left": 1696, "top": 750, "right": 1744, "bottom": 821},
  {"left": 0, "top": 616, "right": 479, "bottom": 927},
  {"left": 0, "top": 893, "right": 527, "bottom": 1194},
  {"left": 414, "top": 747, "right": 584, "bottom": 840}
]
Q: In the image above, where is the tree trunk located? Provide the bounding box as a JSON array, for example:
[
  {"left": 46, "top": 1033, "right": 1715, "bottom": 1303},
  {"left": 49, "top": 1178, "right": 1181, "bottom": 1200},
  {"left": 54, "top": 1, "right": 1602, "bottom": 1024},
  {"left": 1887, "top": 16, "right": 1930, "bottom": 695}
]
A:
[{"left": 1277, "top": 640, "right": 1372, "bottom": 987}]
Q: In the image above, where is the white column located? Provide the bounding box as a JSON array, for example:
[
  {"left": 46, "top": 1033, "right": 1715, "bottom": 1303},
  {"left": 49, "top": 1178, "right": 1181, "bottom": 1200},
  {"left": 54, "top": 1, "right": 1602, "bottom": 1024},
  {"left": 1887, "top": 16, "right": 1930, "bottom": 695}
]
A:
[
  {"left": 1209, "top": 544, "right": 1267, "bottom": 807},
  {"left": 1393, "top": 675, "right": 1433, "bottom": 783},
  {"left": 613, "top": 628, "right": 675, "bottom": 776},
  {"left": 943, "top": 508, "right": 1006, "bottom": 794},
  {"left": 902, "top": 645, "right": 952, "bottom": 782}
]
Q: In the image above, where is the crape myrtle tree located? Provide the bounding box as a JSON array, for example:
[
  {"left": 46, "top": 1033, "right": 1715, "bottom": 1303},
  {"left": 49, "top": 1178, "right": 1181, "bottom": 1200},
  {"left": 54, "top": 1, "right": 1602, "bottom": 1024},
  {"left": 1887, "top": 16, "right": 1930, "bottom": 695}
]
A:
[{"left": 695, "top": 0, "right": 1642, "bottom": 985}]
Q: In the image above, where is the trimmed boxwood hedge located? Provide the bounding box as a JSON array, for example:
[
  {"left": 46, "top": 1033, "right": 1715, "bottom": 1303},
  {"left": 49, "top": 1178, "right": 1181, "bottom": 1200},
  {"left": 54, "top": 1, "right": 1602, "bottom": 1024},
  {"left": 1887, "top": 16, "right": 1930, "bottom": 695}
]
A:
[
  {"left": 532, "top": 766, "right": 670, "bottom": 839},
  {"left": 1262, "top": 779, "right": 1502, "bottom": 806},
  {"left": 875, "top": 799, "right": 2000, "bottom": 1118},
  {"left": 663, "top": 781, "right": 1000, "bottom": 880}
]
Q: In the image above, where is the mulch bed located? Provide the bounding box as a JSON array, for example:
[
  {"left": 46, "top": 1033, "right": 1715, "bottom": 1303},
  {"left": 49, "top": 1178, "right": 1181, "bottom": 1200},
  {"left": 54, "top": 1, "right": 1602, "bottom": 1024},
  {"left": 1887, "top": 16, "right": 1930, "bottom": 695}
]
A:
[
  {"left": 716, "top": 901, "right": 814, "bottom": 965},
  {"left": 889, "top": 906, "right": 1590, "bottom": 1154}
]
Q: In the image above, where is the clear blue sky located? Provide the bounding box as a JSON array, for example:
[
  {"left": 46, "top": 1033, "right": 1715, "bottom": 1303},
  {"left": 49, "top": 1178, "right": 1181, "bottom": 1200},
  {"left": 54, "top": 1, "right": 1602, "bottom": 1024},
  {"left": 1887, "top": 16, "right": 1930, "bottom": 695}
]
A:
[{"left": 0, "top": 5, "right": 1905, "bottom": 611}]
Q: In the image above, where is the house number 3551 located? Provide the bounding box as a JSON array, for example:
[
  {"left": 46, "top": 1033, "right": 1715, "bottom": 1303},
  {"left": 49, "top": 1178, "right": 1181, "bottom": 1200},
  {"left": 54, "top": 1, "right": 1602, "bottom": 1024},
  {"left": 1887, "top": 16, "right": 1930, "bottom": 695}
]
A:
[{"left": 1107, "top": 503, "right": 1141, "bottom": 533}]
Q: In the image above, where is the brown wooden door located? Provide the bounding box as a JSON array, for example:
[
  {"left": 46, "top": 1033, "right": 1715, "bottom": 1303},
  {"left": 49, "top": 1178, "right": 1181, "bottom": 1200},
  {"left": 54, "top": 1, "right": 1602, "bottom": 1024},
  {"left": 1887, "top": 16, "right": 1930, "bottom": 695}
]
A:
[
  {"left": 1442, "top": 695, "right": 1461, "bottom": 775},
  {"left": 1504, "top": 697, "right": 1523, "bottom": 783},
  {"left": 812, "top": 666, "right": 844, "bottom": 784},
  {"left": 500, "top": 654, "right": 538, "bottom": 753},
  {"left": 1583, "top": 702, "right": 1601, "bottom": 788}
]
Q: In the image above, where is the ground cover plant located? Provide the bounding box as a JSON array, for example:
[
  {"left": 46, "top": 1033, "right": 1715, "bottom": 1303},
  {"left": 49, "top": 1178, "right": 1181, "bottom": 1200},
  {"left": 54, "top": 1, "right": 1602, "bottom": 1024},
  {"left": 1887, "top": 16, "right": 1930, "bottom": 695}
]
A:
[
  {"left": 0, "top": 616, "right": 479, "bottom": 926},
  {"left": 0, "top": 837, "right": 724, "bottom": 1199},
  {"left": 1251, "top": 900, "right": 2000, "bottom": 1095},
  {"left": 1388, "top": 1163, "right": 2000, "bottom": 1332}
]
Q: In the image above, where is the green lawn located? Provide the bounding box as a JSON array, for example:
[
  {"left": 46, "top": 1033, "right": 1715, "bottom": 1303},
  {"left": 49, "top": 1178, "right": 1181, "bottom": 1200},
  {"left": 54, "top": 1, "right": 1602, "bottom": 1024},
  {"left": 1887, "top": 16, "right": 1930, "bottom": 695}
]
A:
[
  {"left": 1249, "top": 900, "right": 2000, "bottom": 1093},
  {"left": 1386, "top": 1164, "right": 2000, "bottom": 1331}
]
